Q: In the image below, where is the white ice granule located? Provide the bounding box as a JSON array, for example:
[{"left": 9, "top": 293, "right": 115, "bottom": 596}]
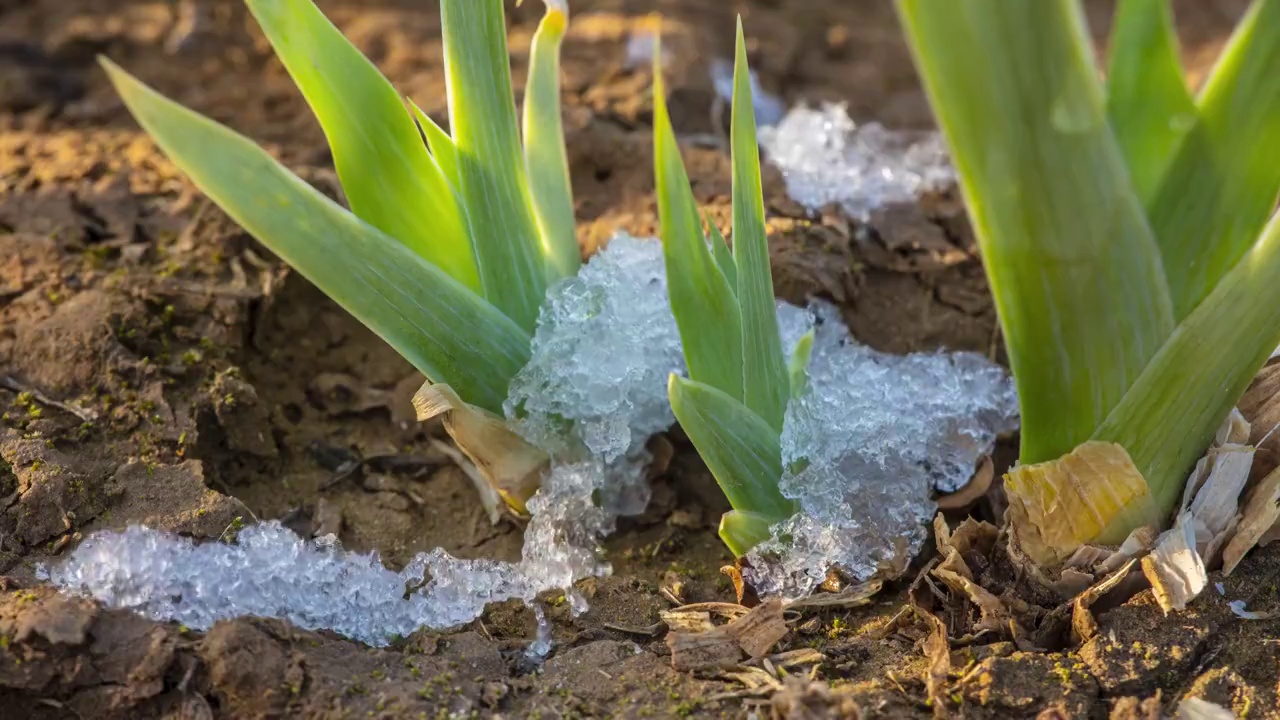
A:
[
  {"left": 759, "top": 103, "right": 954, "bottom": 220},
  {"left": 45, "top": 457, "right": 650, "bottom": 647},
  {"left": 47, "top": 238, "right": 674, "bottom": 647},
  {"left": 42, "top": 522, "right": 537, "bottom": 646},
  {"left": 505, "top": 234, "right": 684, "bottom": 463},
  {"left": 746, "top": 301, "right": 1018, "bottom": 598}
]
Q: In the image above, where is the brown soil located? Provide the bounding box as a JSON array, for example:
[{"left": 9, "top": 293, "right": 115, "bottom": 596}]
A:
[{"left": 0, "top": 1, "right": 1273, "bottom": 718}]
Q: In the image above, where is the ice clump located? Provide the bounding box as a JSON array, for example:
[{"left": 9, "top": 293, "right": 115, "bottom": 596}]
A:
[
  {"left": 506, "top": 233, "right": 683, "bottom": 464},
  {"left": 46, "top": 459, "right": 648, "bottom": 646},
  {"left": 47, "top": 236, "right": 677, "bottom": 646},
  {"left": 759, "top": 103, "right": 954, "bottom": 220},
  {"left": 43, "top": 522, "right": 541, "bottom": 646},
  {"left": 748, "top": 301, "right": 1019, "bottom": 598}
]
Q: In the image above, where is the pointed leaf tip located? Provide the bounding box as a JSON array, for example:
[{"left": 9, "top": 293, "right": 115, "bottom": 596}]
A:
[
  {"left": 244, "top": 0, "right": 480, "bottom": 292},
  {"left": 102, "top": 60, "right": 530, "bottom": 413},
  {"left": 731, "top": 18, "right": 788, "bottom": 430}
]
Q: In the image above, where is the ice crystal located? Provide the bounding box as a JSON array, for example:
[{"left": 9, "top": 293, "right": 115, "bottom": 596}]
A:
[
  {"left": 506, "top": 233, "right": 683, "bottom": 463},
  {"left": 46, "top": 460, "right": 647, "bottom": 646},
  {"left": 525, "top": 605, "right": 554, "bottom": 661},
  {"left": 759, "top": 103, "right": 954, "bottom": 219},
  {"left": 709, "top": 58, "right": 786, "bottom": 128},
  {"left": 746, "top": 301, "right": 1018, "bottom": 598},
  {"left": 42, "top": 522, "right": 540, "bottom": 646}
]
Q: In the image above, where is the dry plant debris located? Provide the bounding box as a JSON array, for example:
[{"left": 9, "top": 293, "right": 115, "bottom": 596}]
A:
[{"left": 663, "top": 598, "right": 788, "bottom": 671}]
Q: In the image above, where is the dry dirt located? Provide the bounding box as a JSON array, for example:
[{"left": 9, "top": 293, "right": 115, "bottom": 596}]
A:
[{"left": 1, "top": 1, "right": 1276, "bottom": 718}]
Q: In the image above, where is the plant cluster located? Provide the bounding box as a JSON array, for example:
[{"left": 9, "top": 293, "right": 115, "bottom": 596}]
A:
[
  {"left": 104, "top": 0, "right": 1280, "bottom": 566},
  {"left": 897, "top": 0, "right": 1280, "bottom": 541}
]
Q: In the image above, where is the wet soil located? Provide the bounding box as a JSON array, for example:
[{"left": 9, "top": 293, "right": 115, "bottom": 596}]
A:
[{"left": 0, "top": 1, "right": 1274, "bottom": 718}]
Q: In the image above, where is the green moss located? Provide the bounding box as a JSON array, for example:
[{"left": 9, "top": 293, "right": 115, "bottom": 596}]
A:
[{"left": 673, "top": 699, "right": 701, "bottom": 717}]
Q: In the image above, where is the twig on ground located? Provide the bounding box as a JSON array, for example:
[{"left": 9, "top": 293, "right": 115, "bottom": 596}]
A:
[{"left": 1, "top": 375, "right": 98, "bottom": 423}]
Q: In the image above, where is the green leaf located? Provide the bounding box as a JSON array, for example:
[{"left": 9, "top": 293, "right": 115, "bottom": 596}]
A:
[
  {"left": 668, "top": 376, "right": 795, "bottom": 519},
  {"left": 895, "top": 0, "right": 1176, "bottom": 466},
  {"left": 654, "top": 46, "right": 744, "bottom": 400},
  {"left": 719, "top": 510, "right": 777, "bottom": 557},
  {"left": 705, "top": 218, "right": 737, "bottom": 295},
  {"left": 1145, "top": 0, "right": 1280, "bottom": 320},
  {"left": 731, "top": 18, "right": 789, "bottom": 433},
  {"left": 441, "top": 0, "right": 549, "bottom": 331},
  {"left": 409, "top": 100, "right": 461, "bottom": 193},
  {"left": 523, "top": 5, "right": 581, "bottom": 281},
  {"left": 788, "top": 330, "right": 815, "bottom": 399},
  {"left": 1105, "top": 0, "right": 1195, "bottom": 203},
  {"left": 1095, "top": 209, "right": 1280, "bottom": 517},
  {"left": 102, "top": 59, "right": 530, "bottom": 414},
  {"left": 244, "top": 0, "right": 479, "bottom": 292}
]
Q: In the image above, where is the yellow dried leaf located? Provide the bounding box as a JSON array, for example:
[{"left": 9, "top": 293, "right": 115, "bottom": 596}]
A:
[
  {"left": 413, "top": 381, "right": 547, "bottom": 513},
  {"left": 1004, "top": 441, "right": 1158, "bottom": 568},
  {"left": 1222, "top": 465, "right": 1280, "bottom": 575}
]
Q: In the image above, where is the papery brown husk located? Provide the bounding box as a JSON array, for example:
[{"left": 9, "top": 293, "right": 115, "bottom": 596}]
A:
[{"left": 413, "top": 381, "right": 548, "bottom": 514}]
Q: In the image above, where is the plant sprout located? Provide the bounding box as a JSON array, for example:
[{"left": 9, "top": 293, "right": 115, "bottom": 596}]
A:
[
  {"left": 101, "top": 0, "right": 576, "bottom": 417},
  {"left": 655, "top": 21, "right": 814, "bottom": 556},
  {"left": 896, "top": 0, "right": 1280, "bottom": 543}
]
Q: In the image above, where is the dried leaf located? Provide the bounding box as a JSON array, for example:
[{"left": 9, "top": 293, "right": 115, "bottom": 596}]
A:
[
  {"left": 1183, "top": 444, "right": 1254, "bottom": 535},
  {"left": 664, "top": 598, "right": 787, "bottom": 671},
  {"left": 1215, "top": 407, "right": 1251, "bottom": 446},
  {"left": 785, "top": 579, "right": 883, "bottom": 611},
  {"left": 919, "top": 609, "right": 950, "bottom": 712},
  {"left": 1062, "top": 545, "right": 1113, "bottom": 571},
  {"left": 661, "top": 609, "right": 716, "bottom": 633},
  {"left": 667, "top": 602, "right": 751, "bottom": 621},
  {"left": 1005, "top": 441, "right": 1157, "bottom": 568},
  {"left": 729, "top": 598, "right": 788, "bottom": 659},
  {"left": 1240, "top": 361, "right": 1280, "bottom": 479},
  {"left": 932, "top": 514, "right": 999, "bottom": 584},
  {"left": 1222, "top": 465, "right": 1280, "bottom": 574},
  {"left": 931, "top": 566, "right": 1015, "bottom": 636},
  {"left": 934, "top": 514, "right": 1000, "bottom": 559},
  {"left": 1097, "top": 526, "right": 1159, "bottom": 575},
  {"left": 413, "top": 381, "right": 547, "bottom": 512},
  {"left": 666, "top": 627, "right": 744, "bottom": 671},
  {"left": 1071, "top": 558, "right": 1137, "bottom": 644},
  {"left": 1141, "top": 512, "right": 1207, "bottom": 613},
  {"left": 1048, "top": 568, "right": 1097, "bottom": 598}
]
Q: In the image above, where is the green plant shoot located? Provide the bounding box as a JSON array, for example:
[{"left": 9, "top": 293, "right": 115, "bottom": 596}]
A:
[
  {"left": 896, "top": 0, "right": 1280, "bottom": 529},
  {"left": 101, "top": 0, "right": 581, "bottom": 416},
  {"left": 657, "top": 19, "right": 806, "bottom": 556}
]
